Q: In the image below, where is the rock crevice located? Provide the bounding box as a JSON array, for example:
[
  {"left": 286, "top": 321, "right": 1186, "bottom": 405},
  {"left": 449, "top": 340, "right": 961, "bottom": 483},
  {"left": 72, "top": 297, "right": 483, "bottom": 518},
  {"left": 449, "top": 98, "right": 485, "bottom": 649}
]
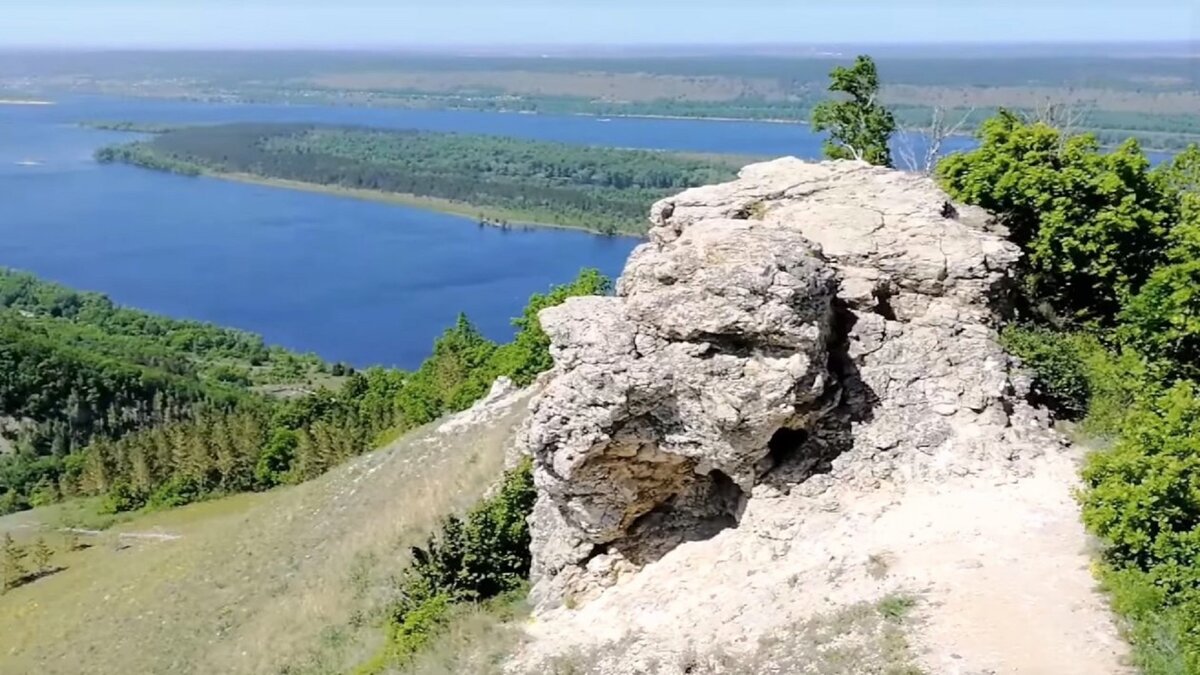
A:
[{"left": 522, "top": 158, "right": 1052, "bottom": 606}]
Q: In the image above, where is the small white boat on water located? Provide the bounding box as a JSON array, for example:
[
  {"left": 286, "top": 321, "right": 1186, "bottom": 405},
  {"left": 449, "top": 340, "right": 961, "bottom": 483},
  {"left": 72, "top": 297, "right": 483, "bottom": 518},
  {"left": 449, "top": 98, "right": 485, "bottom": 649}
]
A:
[{"left": 15, "top": 160, "right": 44, "bottom": 166}]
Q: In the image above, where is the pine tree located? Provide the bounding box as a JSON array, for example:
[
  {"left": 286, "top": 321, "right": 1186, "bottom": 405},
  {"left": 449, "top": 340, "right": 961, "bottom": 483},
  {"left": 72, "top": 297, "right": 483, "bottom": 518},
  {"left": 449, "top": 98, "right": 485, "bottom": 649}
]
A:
[
  {"left": 31, "top": 537, "right": 52, "bottom": 574},
  {"left": 2, "top": 533, "right": 27, "bottom": 591}
]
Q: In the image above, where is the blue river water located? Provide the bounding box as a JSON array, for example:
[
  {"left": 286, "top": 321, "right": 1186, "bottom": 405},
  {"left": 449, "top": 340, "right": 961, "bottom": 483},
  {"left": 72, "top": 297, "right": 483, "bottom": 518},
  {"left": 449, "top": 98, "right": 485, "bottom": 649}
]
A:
[{"left": 0, "top": 96, "right": 969, "bottom": 368}]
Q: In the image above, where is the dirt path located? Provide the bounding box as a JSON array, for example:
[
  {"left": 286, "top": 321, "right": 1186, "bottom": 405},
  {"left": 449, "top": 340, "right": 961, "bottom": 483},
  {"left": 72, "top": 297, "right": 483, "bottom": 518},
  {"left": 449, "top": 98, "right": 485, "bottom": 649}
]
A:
[
  {"left": 881, "top": 452, "right": 1130, "bottom": 675},
  {"left": 59, "top": 527, "right": 182, "bottom": 541}
]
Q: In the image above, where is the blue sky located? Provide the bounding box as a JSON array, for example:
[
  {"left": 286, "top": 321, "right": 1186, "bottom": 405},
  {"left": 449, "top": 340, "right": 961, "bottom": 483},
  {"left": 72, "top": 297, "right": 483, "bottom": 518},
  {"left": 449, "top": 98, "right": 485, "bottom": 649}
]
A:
[{"left": 3, "top": 0, "right": 1197, "bottom": 48}]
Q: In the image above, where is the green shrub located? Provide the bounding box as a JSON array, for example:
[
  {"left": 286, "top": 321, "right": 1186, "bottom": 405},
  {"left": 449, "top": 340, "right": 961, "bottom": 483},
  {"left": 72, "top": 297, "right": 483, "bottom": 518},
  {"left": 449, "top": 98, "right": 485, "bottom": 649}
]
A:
[
  {"left": 147, "top": 474, "right": 206, "bottom": 510},
  {"left": 1000, "top": 327, "right": 1153, "bottom": 435},
  {"left": 361, "top": 460, "right": 536, "bottom": 673},
  {"left": 938, "top": 112, "right": 1177, "bottom": 323},
  {"left": 489, "top": 268, "right": 611, "bottom": 387},
  {"left": 1080, "top": 382, "right": 1200, "bottom": 672},
  {"left": 1120, "top": 259, "right": 1200, "bottom": 379},
  {"left": 1001, "top": 327, "right": 1092, "bottom": 418},
  {"left": 1100, "top": 567, "right": 1194, "bottom": 675},
  {"left": 405, "top": 458, "right": 535, "bottom": 603},
  {"left": 99, "top": 481, "right": 148, "bottom": 514},
  {"left": 253, "top": 428, "right": 299, "bottom": 488}
]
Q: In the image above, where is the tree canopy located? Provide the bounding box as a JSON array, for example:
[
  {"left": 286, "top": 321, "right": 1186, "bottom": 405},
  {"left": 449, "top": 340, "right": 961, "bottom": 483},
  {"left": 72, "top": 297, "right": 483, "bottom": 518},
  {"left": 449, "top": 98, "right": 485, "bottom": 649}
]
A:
[
  {"left": 938, "top": 111, "right": 1178, "bottom": 324},
  {"left": 810, "top": 55, "right": 896, "bottom": 167},
  {"left": 0, "top": 267, "right": 609, "bottom": 517}
]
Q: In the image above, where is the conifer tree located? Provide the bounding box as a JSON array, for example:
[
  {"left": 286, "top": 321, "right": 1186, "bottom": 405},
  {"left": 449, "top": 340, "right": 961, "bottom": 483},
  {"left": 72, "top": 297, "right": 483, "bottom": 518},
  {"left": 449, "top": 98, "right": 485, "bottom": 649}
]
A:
[
  {"left": 2, "top": 533, "right": 27, "bottom": 591},
  {"left": 31, "top": 537, "right": 53, "bottom": 574}
]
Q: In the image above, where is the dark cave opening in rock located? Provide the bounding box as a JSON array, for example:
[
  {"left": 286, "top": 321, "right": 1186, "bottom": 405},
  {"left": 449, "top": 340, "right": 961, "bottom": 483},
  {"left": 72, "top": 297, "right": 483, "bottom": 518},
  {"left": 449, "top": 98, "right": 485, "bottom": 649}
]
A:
[
  {"left": 766, "top": 426, "right": 810, "bottom": 469},
  {"left": 707, "top": 468, "right": 746, "bottom": 522}
]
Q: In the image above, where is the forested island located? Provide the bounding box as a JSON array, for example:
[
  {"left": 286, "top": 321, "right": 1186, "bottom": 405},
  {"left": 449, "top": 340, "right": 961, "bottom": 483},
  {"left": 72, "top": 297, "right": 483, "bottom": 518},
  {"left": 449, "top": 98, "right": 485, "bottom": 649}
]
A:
[
  {"left": 95, "top": 124, "right": 743, "bottom": 234},
  {"left": 0, "top": 266, "right": 607, "bottom": 517}
]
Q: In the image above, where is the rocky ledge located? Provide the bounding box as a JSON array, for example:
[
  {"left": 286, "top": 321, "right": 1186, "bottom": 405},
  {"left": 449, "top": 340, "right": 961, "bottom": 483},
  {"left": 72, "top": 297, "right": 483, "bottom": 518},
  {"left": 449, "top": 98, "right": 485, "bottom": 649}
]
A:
[{"left": 522, "top": 158, "right": 1058, "bottom": 606}]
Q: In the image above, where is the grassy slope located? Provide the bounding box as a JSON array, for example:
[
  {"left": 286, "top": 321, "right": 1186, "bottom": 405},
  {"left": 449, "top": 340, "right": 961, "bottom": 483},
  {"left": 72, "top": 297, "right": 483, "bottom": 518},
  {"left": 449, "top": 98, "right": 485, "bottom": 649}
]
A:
[{"left": 0, "top": 389, "right": 535, "bottom": 675}]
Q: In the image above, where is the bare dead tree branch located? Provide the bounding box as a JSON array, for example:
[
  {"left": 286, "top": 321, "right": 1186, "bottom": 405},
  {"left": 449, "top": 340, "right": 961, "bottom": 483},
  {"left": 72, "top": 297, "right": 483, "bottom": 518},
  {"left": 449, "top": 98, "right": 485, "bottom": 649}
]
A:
[
  {"left": 896, "top": 106, "right": 976, "bottom": 175},
  {"left": 1022, "top": 97, "right": 1096, "bottom": 149}
]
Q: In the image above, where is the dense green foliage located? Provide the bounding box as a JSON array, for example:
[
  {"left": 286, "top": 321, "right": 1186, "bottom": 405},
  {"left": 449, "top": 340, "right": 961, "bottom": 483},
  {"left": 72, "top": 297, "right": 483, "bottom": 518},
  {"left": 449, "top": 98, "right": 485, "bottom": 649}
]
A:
[
  {"left": 357, "top": 460, "right": 535, "bottom": 673},
  {"left": 0, "top": 267, "right": 607, "bottom": 517},
  {"left": 1080, "top": 383, "right": 1200, "bottom": 672},
  {"left": 96, "top": 124, "right": 739, "bottom": 233},
  {"left": 95, "top": 143, "right": 202, "bottom": 176},
  {"left": 1001, "top": 328, "right": 1153, "bottom": 439},
  {"left": 811, "top": 55, "right": 896, "bottom": 167},
  {"left": 939, "top": 111, "right": 1178, "bottom": 323},
  {"left": 0, "top": 268, "right": 329, "bottom": 514},
  {"left": 944, "top": 112, "right": 1200, "bottom": 673}
]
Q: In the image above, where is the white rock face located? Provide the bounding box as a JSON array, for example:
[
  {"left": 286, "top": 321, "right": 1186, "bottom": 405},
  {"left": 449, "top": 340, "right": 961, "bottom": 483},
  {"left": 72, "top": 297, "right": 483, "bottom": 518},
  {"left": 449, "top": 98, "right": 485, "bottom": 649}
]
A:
[
  {"left": 523, "top": 158, "right": 1046, "bottom": 602},
  {"left": 516, "top": 160, "right": 1123, "bottom": 675}
]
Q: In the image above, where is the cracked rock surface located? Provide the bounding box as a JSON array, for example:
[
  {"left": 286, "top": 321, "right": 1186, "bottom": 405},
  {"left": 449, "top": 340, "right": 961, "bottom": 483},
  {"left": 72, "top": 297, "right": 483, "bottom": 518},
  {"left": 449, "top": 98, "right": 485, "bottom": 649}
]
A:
[{"left": 523, "top": 158, "right": 1053, "bottom": 607}]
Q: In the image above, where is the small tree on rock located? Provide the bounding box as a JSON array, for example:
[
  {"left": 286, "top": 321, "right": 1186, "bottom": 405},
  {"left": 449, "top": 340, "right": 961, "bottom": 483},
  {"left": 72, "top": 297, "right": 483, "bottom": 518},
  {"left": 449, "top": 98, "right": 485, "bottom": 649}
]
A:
[{"left": 811, "top": 55, "right": 896, "bottom": 167}]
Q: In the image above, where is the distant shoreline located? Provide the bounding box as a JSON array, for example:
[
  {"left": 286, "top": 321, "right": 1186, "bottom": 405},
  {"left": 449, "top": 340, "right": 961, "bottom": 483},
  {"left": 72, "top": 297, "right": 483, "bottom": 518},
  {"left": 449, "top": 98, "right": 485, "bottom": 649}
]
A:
[
  {"left": 204, "top": 171, "right": 644, "bottom": 238},
  {"left": 0, "top": 99, "right": 54, "bottom": 106},
  {"left": 573, "top": 111, "right": 806, "bottom": 126}
]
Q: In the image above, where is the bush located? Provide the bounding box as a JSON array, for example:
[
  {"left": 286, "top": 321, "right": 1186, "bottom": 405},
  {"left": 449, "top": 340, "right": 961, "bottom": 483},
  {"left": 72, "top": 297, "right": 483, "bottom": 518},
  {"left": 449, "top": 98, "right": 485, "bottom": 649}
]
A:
[
  {"left": 1001, "top": 327, "right": 1091, "bottom": 418},
  {"left": 1000, "top": 327, "right": 1153, "bottom": 434},
  {"left": 490, "top": 268, "right": 611, "bottom": 387},
  {"left": 99, "top": 481, "right": 148, "bottom": 514},
  {"left": 361, "top": 460, "right": 536, "bottom": 672},
  {"left": 938, "top": 111, "right": 1177, "bottom": 323},
  {"left": 1080, "top": 382, "right": 1200, "bottom": 672},
  {"left": 254, "top": 428, "right": 299, "bottom": 488},
  {"left": 147, "top": 474, "right": 206, "bottom": 510},
  {"left": 1120, "top": 259, "right": 1200, "bottom": 379}
]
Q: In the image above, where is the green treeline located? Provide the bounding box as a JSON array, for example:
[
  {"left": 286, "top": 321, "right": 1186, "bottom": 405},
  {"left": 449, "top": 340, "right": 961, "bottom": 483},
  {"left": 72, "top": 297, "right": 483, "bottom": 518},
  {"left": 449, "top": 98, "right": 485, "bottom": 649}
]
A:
[
  {"left": 0, "top": 267, "right": 609, "bottom": 517},
  {"left": 95, "top": 124, "right": 740, "bottom": 234},
  {"left": 938, "top": 114, "right": 1200, "bottom": 673},
  {"left": 0, "top": 268, "right": 331, "bottom": 513},
  {"left": 238, "top": 89, "right": 1198, "bottom": 152},
  {"left": 81, "top": 121, "right": 188, "bottom": 134}
]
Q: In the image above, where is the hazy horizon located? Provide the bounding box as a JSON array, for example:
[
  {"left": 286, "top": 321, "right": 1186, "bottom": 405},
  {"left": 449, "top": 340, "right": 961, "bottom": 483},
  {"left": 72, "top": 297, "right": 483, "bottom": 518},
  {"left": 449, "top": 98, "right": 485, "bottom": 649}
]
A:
[{"left": 4, "top": 0, "right": 1199, "bottom": 49}]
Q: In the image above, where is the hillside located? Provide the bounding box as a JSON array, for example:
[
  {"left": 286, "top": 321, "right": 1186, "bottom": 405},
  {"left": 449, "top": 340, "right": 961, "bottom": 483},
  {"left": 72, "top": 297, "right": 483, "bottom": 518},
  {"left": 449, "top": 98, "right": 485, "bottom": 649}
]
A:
[
  {"left": 0, "top": 381, "right": 534, "bottom": 675},
  {"left": 95, "top": 124, "right": 743, "bottom": 234},
  {"left": 0, "top": 268, "right": 336, "bottom": 515},
  {"left": 0, "top": 157, "right": 1147, "bottom": 675},
  {"left": 0, "top": 263, "right": 609, "bottom": 527}
]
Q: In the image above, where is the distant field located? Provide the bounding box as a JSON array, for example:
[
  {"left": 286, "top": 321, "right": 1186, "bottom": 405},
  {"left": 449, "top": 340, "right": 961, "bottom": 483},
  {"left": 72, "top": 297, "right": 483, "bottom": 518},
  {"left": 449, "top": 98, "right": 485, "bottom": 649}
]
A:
[
  {"left": 6, "top": 50, "right": 1200, "bottom": 150},
  {"left": 309, "top": 69, "right": 789, "bottom": 102}
]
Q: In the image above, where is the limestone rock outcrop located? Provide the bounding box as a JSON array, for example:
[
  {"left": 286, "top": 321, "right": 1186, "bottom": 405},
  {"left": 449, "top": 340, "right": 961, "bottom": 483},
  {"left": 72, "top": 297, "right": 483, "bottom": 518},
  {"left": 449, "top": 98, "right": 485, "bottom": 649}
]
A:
[{"left": 522, "top": 158, "right": 1055, "bottom": 606}]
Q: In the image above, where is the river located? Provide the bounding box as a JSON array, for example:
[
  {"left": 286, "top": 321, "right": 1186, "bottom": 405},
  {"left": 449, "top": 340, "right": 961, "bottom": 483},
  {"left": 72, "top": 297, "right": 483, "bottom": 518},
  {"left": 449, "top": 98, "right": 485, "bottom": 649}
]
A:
[{"left": 0, "top": 96, "right": 969, "bottom": 368}]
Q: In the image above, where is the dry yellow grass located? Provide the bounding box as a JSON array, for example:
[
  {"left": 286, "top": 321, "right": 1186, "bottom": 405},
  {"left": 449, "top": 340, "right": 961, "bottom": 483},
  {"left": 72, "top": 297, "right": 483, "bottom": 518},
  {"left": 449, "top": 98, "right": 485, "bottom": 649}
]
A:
[{"left": 0, "top": 389, "right": 535, "bottom": 675}]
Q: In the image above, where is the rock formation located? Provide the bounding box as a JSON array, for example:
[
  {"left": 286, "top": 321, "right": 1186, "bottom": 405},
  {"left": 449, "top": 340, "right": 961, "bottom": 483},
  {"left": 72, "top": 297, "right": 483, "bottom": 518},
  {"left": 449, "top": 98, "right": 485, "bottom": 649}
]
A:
[
  {"left": 521, "top": 158, "right": 1060, "bottom": 606},
  {"left": 514, "top": 159, "right": 1127, "bottom": 675}
]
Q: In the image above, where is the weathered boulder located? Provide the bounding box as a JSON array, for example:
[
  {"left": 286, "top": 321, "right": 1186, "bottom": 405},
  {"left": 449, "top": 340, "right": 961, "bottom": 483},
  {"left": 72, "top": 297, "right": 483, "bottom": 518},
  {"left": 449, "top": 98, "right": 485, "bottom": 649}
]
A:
[{"left": 523, "top": 158, "right": 1048, "bottom": 606}]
